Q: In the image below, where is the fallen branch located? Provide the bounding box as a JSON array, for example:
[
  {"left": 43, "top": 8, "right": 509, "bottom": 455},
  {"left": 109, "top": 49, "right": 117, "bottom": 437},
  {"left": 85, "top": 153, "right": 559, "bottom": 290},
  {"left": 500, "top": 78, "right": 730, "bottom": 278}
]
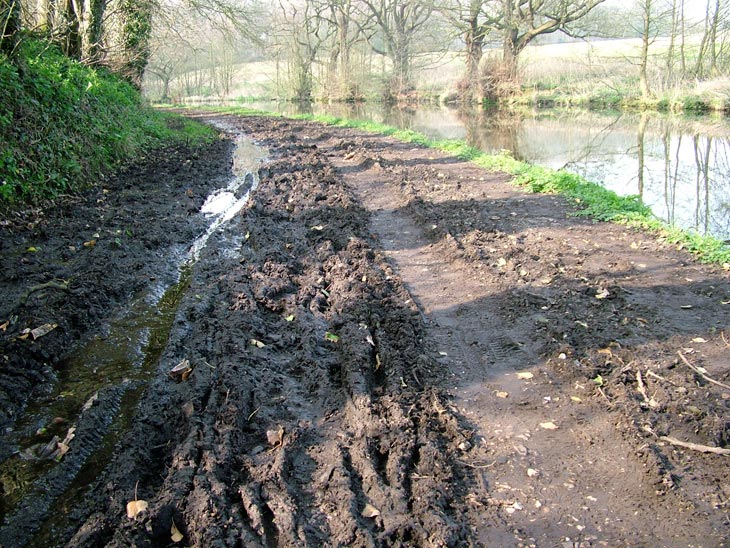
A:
[
  {"left": 660, "top": 436, "right": 730, "bottom": 456},
  {"left": 678, "top": 351, "right": 730, "bottom": 391}
]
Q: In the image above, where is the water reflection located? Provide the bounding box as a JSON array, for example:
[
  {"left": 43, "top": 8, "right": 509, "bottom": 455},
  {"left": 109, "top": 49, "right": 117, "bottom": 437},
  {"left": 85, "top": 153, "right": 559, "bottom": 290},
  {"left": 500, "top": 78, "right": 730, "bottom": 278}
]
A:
[{"left": 247, "top": 100, "right": 730, "bottom": 241}]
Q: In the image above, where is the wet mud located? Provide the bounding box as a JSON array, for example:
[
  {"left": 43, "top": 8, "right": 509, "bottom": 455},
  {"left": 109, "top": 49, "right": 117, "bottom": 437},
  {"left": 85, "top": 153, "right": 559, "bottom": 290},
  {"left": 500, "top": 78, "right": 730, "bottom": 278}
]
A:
[{"left": 1, "top": 112, "right": 729, "bottom": 547}]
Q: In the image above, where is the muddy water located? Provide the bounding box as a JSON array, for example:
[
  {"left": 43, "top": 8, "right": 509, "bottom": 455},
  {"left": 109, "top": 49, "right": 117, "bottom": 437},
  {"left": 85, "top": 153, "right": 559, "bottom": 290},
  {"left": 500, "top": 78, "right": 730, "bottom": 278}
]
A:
[
  {"left": 243, "top": 101, "right": 730, "bottom": 241},
  {"left": 0, "top": 132, "right": 266, "bottom": 546}
]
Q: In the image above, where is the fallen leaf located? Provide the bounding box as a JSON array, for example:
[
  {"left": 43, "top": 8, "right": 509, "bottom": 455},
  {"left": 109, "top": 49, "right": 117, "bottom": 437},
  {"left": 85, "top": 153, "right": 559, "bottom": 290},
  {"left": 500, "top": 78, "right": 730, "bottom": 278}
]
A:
[
  {"left": 83, "top": 239, "right": 97, "bottom": 248},
  {"left": 539, "top": 421, "right": 559, "bottom": 430},
  {"left": 496, "top": 391, "right": 509, "bottom": 398},
  {"left": 574, "top": 320, "right": 588, "bottom": 329},
  {"left": 169, "top": 358, "right": 193, "bottom": 380},
  {"left": 171, "top": 521, "right": 184, "bottom": 543},
  {"left": 361, "top": 503, "right": 380, "bottom": 518},
  {"left": 31, "top": 323, "right": 57, "bottom": 340},
  {"left": 285, "top": 314, "right": 295, "bottom": 322},
  {"left": 692, "top": 337, "right": 707, "bottom": 343},
  {"left": 593, "top": 374, "right": 604, "bottom": 387},
  {"left": 0, "top": 320, "right": 9, "bottom": 332},
  {"left": 311, "top": 225, "right": 325, "bottom": 231},
  {"left": 366, "top": 334, "right": 375, "bottom": 346},
  {"left": 517, "top": 371, "right": 534, "bottom": 380},
  {"left": 597, "top": 347, "right": 613, "bottom": 356},
  {"left": 325, "top": 332, "right": 339, "bottom": 343},
  {"left": 266, "top": 425, "right": 284, "bottom": 447},
  {"left": 374, "top": 353, "right": 381, "bottom": 371},
  {"left": 570, "top": 396, "right": 582, "bottom": 403},
  {"left": 595, "top": 288, "right": 610, "bottom": 300},
  {"left": 527, "top": 468, "right": 539, "bottom": 477},
  {"left": 250, "top": 338, "right": 266, "bottom": 348},
  {"left": 126, "top": 499, "right": 148, "bottom": 519},
  {"left": 26, "top": 246, "right": 39, "bottom": 253},
  {"left": 497, "top": 257, "right": 507, "bottom": 267}
]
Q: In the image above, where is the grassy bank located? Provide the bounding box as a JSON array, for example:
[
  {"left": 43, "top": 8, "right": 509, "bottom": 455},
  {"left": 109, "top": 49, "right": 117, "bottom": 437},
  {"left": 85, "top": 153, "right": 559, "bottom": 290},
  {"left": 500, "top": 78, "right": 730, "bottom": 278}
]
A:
[
  {"left": 0, "top": 40, "right": 216, "bottom": 206},
  {"left": 200, "top": 104, "right": 730, "bottom": 266}
]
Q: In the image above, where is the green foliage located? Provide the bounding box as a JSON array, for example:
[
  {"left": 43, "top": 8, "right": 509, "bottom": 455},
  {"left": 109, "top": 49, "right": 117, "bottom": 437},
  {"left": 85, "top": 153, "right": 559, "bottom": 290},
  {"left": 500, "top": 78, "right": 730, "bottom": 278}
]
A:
[{"left": 0, "top": 39, "right": 215, "bottom": 205}]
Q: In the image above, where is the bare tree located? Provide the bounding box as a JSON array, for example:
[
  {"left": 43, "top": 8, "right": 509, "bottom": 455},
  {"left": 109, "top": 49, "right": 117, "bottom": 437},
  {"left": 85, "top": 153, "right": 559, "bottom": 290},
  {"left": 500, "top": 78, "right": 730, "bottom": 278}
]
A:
[
  {"left": 355, "top": 0, "right": 434, "bottom": 98},
  {"left": 485, "top": 0, "right": 607, "bottom": 78},
  {"left": 436, "top": 0, "right": 490, "bottom": 102}
]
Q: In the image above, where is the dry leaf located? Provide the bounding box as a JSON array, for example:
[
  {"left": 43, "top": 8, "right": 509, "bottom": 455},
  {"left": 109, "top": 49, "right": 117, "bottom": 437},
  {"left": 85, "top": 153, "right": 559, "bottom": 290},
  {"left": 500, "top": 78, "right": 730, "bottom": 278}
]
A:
[
  {"left": 595, "top": 288, "right": 610, "bottom": 300},
  {"left": 539, "top": 421, "right": 559, "bottom": 430},
  {"left": 126, "top": 499, "right": 148, "bottom": 519},
  {"left": 692, "top": 337, "right": 707, "bottom": 343},
  {"left": 266, "top": 425, "right": 284, "bottom": 447},
  {"left": 171, "top": 521, "right": 184, "bottom": 543},
  {"left": 497, "top": 257, "right": 507, "bottom": 267},
  {"left": 250, "top": 339, "right": 266, "bottom": 348},
  {"left": 0, "top": 320, "right": 9, "bottom": 332},
  {"left": 83, "top": 239, "right": 97, "bottom": 248},
  {"left": 361, "top": 503, "right": 380, "bottom": 518},
  {"left": 31, "top": 323, "right": 57, "bottom": 340},
  {"left": 597, "top": 348, "right": 612, "bottom": 356},
  {"left": 517, "top": 372, "right": 534, "bottom": 380},
  {"left": 570, "top": 396, "right": 582, "bottom": 403},
  {"left": 169, "top": 358, "right": 193, "bottom": 381},
  {"left": 496, "top": 391, "right": 509, "bottom": 398}
]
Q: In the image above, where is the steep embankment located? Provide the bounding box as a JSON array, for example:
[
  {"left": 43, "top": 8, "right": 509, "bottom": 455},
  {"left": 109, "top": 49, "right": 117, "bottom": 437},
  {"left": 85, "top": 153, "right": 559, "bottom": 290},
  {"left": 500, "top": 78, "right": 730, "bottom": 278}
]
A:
[{"left": 0, "top": 40, "right": 213, "bottom": 205}]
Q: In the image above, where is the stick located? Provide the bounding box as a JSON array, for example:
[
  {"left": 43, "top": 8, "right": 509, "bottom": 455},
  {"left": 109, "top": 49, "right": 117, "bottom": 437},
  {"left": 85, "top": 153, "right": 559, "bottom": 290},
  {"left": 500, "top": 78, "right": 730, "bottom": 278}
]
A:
[
  {"left": 660, "top": 436, "right": 730, "bottom": 456},
  {"left": 647, "top": 370, "right": 677, "bottom": 386},
  {"left": 678, "top": 351, "right": 730, "bottom": 391}
]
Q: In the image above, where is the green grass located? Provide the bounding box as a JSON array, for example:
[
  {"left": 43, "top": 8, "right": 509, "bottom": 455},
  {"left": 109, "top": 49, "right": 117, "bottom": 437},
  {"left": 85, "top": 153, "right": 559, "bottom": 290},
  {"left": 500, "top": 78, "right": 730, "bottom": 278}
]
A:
[
  {"left": 1, "top": 39, "right": 216, "bottom": 206},
  {"left": 192, "top": 104, "right": 730, "bottom": 266}
]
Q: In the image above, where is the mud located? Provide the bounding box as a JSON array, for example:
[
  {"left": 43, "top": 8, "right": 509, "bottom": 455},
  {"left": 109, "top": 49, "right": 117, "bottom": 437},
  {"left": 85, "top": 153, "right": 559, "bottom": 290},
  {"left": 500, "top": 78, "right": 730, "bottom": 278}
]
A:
[{"left": 1, "top": 112, "right": 729, "bottom": 547}]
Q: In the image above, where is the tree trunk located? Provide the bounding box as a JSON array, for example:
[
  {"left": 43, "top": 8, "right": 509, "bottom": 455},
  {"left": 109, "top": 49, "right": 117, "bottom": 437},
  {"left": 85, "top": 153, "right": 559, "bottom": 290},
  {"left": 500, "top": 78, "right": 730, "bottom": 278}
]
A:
[
  {"left": 120, "top": 0, "right": 153, "bottom": 88},
  {"left": 464, "top": 26, "right": 483, "bottom": 103},
  {"left": 639, "top": 0, "right": 651, "bottom": 99},
  {"left": 1, "top": 0, "right": 21, "bottom": 55},
  {"left": 82, "top": 0, "right": 106, "bottom": 64}
]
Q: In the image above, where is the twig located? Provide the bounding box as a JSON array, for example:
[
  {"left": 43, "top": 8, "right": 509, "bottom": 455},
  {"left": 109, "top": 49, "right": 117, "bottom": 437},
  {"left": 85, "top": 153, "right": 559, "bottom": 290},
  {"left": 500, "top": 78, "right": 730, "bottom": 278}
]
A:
[
  {"left": 647, "top": 370, "right": 677, "bottom": 386},
  {"left": 678, "top": 351, "right": 730, "bottom": 391},
  {"left": 636, "top": 370, "right": 659, "bottom": 408},
  {"left": 660, "top": 436, "right": 730, "bottom": 456},
  {"left": 458, "top": 459, "right": 497, "bottom": 469},
  {"left": 597, "top": 386, "right": 613, "bottom": 405}
]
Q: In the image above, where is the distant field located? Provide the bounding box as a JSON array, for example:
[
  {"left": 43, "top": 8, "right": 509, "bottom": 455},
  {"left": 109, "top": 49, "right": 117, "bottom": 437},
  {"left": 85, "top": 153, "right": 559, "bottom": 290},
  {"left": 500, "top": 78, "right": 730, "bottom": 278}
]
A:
[{"left": 146, "top": 35, "right": 713, "bottom": 104}]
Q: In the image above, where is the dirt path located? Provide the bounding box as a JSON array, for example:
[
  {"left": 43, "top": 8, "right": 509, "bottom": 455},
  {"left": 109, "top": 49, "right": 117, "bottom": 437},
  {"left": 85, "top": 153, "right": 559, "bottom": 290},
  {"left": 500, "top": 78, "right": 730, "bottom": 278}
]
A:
[{"left": 0, "top": 112, "right": 728, "bottom": 547}]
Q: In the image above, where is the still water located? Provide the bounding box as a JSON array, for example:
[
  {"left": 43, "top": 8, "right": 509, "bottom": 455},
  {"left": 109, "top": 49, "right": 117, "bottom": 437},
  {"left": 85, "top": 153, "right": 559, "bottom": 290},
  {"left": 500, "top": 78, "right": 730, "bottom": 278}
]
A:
[{"left": 243, "top": 100, "right": 730, "bottom": 241}]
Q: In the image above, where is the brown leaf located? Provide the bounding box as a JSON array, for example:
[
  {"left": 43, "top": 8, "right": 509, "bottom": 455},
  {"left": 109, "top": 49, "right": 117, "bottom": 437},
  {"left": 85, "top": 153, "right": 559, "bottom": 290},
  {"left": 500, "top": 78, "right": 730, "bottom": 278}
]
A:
[
  {"left": 171, "top": 521, "right": 184, "bottom": 543},
  {"left": 0, "top": 320, "right": 8, "bottom": 332},
  {"left": 361, "top": 503, "right": 380, "bottom": 518},
  {"left": 169, "top": 359, "right": 193, "bottom": 381},
  {"left": 31, "top": 323, "right": 57, "bottom": 340},
  {"left": 266, "top": 425, "right": 284, "bottom": 447},
  {"left": 126, "top": 499, "right": 148, "bottom": 519}
]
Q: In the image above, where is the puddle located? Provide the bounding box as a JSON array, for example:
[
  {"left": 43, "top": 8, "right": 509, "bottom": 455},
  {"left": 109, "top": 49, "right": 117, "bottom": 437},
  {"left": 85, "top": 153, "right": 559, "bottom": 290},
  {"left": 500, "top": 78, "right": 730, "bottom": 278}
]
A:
[{"left": 0, "top": 131, "right": 267, "bottom": 546}]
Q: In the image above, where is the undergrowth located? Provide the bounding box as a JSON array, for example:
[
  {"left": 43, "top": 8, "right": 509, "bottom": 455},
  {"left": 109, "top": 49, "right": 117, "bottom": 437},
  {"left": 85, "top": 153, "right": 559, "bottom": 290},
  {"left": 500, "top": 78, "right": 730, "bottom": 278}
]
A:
[
  {"left": 198, "top": 105, "right": 730, "bottom": 267},
  {"left": 0, "top": 39, "right": 216, "bottom": 206}
]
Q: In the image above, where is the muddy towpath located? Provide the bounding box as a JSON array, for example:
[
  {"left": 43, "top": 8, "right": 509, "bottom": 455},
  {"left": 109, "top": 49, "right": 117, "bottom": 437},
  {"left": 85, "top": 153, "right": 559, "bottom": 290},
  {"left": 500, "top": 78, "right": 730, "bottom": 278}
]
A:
[{"left": 1, "top": 111, "right": 729, "bottom": 547}]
